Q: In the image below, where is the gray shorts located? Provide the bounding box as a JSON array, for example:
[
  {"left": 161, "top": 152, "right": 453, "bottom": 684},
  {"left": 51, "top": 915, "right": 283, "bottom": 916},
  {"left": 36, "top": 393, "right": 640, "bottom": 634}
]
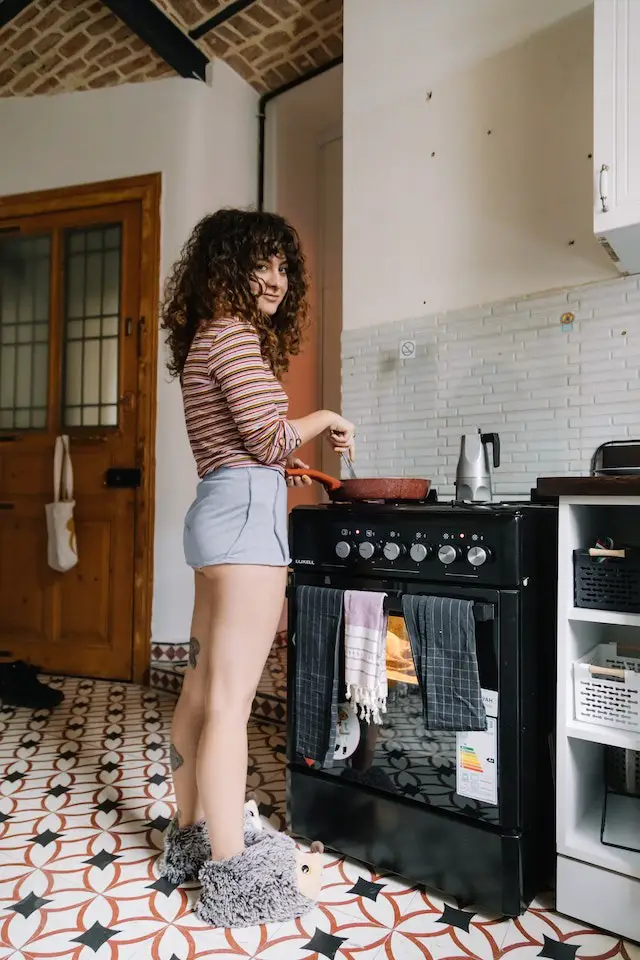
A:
[{"left": 183, "top": 466, "right": 290, "bottom": 569}]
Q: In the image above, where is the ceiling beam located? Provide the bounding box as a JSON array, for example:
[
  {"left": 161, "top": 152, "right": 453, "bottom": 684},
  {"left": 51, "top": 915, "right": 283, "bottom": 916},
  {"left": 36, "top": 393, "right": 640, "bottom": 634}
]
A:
[
  {"left": 101, "top": 0, "right": 208, "bottom": 81},
  {"left": 0, "top": 0, "right": 36, "bottom": 29},
  {"left": 190, "top": 0, "right": 258, "bottom": 41}
]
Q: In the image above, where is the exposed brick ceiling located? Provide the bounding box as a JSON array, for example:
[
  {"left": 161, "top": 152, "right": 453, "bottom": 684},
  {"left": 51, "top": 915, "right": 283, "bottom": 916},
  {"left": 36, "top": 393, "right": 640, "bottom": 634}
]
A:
[{"left": 0, "top": 0, "right": 343, "bottom": 97}]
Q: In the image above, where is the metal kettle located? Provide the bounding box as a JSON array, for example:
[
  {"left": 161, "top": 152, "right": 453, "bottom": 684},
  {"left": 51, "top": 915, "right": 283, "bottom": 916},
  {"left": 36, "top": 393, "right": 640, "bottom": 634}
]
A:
[{"left": 455, "top": 429, "right": 501, "bottom": 502}]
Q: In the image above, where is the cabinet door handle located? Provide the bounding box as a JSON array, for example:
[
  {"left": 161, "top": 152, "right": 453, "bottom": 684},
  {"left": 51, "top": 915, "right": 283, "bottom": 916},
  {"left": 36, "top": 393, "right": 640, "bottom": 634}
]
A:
[{"left": 599, "top": 163, "right": 609, "bottom": 213}]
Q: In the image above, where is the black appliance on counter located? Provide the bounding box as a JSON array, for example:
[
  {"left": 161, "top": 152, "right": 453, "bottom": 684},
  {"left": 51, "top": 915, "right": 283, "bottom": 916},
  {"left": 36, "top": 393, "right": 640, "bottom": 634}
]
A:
[
  {"left": 591, "top": 438, "right": 640, "bottom": 475},
  {"left": 286, "top": 496, "right": 558, "bottom": 918}
]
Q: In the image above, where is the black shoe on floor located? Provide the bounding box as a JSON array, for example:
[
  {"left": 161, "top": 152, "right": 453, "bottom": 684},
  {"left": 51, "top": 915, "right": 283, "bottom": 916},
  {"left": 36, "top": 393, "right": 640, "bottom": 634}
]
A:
[{"left": 0, "top": 661, "right": 64, "bottom": 710}]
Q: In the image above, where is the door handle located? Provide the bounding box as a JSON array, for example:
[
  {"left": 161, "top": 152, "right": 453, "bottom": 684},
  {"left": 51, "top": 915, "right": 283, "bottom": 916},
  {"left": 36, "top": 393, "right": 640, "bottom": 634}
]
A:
[
  {"left": 598, "top": 163, "right": 609, "bottom": 213},
  {"left": 0, "top": 503, "right": 15, "bottom": 510},
  {"left": 104, "top": 467, "right": 141, "bottom": 489}
]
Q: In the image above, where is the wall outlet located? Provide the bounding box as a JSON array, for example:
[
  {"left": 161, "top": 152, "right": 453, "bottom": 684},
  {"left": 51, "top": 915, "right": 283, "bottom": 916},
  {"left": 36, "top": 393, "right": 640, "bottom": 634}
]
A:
[{"left": 399, "top": 339, "right": 416, "bottom": 359}]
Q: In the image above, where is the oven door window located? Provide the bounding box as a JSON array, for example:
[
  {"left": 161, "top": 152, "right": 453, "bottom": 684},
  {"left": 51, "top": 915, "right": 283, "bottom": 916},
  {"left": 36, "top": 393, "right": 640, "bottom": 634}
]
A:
[{"left": 295, "top": 592, "right": 501, "bottom": 825}]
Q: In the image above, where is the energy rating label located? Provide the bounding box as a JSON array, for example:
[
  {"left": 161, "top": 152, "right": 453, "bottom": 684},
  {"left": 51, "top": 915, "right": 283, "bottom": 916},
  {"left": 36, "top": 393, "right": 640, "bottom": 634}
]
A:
[
  {"left": 456, "top": 690, "right": 498, "bottom": 805},
  {"left": 459, "top": 745, "right": 484, "bottom": 773}
]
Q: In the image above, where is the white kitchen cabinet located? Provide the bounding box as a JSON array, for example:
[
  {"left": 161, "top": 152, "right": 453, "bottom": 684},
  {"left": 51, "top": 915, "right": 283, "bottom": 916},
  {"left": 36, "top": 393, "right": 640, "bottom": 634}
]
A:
[
  {"left": 593, "top": 0, "right": 640, "bottom": 272},
  {"left": 556, "top": 496, "right": 640, "bottom": 943}
]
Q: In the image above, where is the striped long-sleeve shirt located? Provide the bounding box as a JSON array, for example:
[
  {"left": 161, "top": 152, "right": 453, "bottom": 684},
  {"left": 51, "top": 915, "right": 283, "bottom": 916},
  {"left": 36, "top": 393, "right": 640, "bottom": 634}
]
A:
[{"left": 181, "top": 317, "right": 301, "bottom": 479}]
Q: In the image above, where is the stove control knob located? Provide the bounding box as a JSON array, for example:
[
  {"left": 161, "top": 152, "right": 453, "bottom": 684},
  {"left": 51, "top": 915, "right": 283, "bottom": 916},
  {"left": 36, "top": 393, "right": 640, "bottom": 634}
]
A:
[
  {"left": 335, "top": 541, "right": 352, "bottom": 559},
  {"left": 409, "top": 542, "right": 429, "bottom": 563},
  {"left": 358, "top": 541, "right": 376, "bottom": 560},
  {"left": 467, "top": 545, "right": 491, "bottom": 567},
  {"left": 438, "top": 544, "right": 459, "bottom": 565},
  {"left": 383, "top": 541, "right": 402, "bottom": 561}
]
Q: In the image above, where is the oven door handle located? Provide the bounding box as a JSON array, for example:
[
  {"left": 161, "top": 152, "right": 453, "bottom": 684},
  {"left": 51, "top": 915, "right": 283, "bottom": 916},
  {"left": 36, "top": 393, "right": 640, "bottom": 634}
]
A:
[
  {"left": 473, "top": 602, "right": 495, "bottom": 622},
  {"left": 389, "top": 597, "right": 495, "bottom": 622},
  {"left": 288, "top": 583, "right": 495, "bottom": 622},
  {"left": 386, "top": 593, "right": 496, "bottom": 622}
]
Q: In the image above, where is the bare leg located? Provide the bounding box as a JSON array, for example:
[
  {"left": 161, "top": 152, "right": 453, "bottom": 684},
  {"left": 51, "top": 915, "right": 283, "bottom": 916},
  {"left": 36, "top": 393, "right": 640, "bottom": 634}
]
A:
[
  {"left": 196, "top": 564, "right": 286, "bottom": 862},
  {"left": 170, "top": 571, "right": 212, "bottom": 827}
]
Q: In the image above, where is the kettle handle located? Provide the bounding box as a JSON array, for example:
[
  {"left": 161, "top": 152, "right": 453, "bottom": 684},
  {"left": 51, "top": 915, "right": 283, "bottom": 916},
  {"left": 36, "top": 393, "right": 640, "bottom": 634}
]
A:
[{"left": 481, "top": 432, "right": 501, "bottom": 469}]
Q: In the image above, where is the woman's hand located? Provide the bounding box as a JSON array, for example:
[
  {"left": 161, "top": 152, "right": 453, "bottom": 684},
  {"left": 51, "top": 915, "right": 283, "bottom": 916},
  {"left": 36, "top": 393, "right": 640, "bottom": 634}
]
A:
[
  {"left": 325, "top": 415, "right": 356, "bottom": 462},
  {"left": 286, "top": 458, "right": 313, "bottom": 487},
  {"left": 289, "top": 410, "right": 356, "bottom": 458}
]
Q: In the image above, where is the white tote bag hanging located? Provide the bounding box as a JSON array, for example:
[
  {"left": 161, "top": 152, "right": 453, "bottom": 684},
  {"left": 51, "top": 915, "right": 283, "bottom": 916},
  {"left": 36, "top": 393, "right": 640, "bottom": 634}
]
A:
[{"left": 45, "top": 435, "right": 78, "bottom": 573}]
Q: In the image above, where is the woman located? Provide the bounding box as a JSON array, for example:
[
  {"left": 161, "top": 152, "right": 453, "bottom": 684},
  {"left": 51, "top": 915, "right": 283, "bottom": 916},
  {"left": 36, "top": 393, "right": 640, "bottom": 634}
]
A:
[{"left": 158, "top": 209, "right": 355, "bottom": 927}]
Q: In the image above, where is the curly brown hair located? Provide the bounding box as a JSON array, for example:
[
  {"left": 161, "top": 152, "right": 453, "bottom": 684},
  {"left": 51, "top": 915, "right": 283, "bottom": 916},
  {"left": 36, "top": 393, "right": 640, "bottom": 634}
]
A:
[{"left": 160, "top": 209, "right": 309, "bottom": 380}]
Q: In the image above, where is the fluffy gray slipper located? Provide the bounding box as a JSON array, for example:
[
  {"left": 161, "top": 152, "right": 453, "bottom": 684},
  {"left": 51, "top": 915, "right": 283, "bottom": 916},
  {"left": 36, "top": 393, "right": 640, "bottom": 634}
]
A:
[
  {"left": 158, "top": 818, "right": 210, "bottom": 884},
  {"left": 159, "top": 805, "right": 267, "bottom": 885},
  {"left": 196, "top": 831, "right": 319, "bottom": 928}
]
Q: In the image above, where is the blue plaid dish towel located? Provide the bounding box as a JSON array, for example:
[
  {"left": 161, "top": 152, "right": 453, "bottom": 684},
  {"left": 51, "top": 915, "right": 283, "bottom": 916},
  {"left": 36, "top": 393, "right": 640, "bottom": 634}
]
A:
[{"left": 402, "top": 594, "right": 487, "bottom": 732}]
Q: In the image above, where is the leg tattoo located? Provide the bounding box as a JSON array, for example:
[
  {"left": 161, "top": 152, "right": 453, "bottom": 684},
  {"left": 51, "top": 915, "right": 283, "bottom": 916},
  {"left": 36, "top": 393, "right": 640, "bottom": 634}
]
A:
[
  {"left": 170, "top": 743, "right": 184, "bottom": 772},
  {"left": 188, "top": 636, "right": 201, "bottom": 670}
]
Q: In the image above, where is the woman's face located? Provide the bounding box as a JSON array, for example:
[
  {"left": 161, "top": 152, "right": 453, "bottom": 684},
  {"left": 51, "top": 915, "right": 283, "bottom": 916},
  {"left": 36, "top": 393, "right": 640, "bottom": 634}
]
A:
[{"left": 250, "top": 254, "right": 289, "bottom": 316}]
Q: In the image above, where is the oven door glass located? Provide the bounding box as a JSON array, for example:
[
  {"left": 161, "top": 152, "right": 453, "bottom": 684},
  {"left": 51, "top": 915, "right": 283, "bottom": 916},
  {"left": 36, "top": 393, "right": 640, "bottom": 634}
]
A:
[{"left": 292, "top": 586, "right": 501, "bottom": 825}]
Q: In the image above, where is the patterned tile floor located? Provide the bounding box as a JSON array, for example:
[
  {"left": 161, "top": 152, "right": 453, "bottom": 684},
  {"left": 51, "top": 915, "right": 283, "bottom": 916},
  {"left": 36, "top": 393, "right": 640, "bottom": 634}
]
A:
[{"left": 0, "top": 677, "right": 638, "bottom": 960}]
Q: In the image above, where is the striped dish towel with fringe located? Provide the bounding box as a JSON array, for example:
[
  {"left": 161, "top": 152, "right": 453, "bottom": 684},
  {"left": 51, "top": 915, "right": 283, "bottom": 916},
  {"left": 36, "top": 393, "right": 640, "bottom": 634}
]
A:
[{"left": 344, "top": 590, "right": 388, "bottom": 725}]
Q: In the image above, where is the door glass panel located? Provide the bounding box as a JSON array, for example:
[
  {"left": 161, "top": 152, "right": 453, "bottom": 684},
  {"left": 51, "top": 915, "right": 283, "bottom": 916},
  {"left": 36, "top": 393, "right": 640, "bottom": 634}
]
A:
[
  {"left": 0, "top": 234, "right": 51, "bottom": 430},
  {"left": 62, "top": 224, "right": 121, "bottom": 428}
]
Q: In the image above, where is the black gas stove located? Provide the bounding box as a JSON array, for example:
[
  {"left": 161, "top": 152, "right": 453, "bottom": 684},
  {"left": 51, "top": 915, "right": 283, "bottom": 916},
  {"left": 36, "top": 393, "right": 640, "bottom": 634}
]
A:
[
  {"left": 286, "top": 496, "right": 558, "bottom": 917},
  {"left": 289, "top": 498, "right": 556, "bottom": 585}
]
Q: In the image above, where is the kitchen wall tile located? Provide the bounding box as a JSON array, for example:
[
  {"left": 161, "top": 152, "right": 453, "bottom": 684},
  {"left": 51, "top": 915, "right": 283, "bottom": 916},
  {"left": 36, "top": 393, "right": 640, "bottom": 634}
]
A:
[{"left": 343, "top": 275, "right": 640, "bottom": 496}]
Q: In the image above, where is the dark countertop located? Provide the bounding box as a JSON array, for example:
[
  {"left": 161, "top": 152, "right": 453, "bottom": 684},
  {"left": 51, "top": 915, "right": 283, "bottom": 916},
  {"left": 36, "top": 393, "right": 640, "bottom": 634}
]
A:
[{"left": 536, "top": 476, "right": 640, "bottom": 496}]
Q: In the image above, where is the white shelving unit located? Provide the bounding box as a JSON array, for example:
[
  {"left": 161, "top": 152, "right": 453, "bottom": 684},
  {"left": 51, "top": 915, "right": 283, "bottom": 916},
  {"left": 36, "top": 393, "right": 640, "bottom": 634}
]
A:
[
  {"left": 556, "top": 496, "right": 640, "bottom": 943},
  {"left": 569, "top": 607, "right": 640, "bottom": 628}
]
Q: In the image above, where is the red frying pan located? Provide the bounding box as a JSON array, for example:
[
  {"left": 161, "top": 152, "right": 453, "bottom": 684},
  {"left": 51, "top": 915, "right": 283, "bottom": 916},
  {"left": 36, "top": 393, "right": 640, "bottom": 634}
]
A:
[{"left": 285, "top": 468, "right": 431, "bottom": 502}]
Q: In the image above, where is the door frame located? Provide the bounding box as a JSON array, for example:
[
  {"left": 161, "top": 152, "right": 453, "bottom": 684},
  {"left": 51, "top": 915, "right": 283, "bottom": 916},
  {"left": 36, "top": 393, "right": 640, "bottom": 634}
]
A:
[{"left": 0, "top": 173, "right": 161, "bottom": 685}]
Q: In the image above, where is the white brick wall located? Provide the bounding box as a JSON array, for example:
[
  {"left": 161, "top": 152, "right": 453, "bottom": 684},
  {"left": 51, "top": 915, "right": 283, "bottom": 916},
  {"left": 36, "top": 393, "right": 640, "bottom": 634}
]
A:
[{"left": 342, "top": 277, "right": 640, "bottom": 499}]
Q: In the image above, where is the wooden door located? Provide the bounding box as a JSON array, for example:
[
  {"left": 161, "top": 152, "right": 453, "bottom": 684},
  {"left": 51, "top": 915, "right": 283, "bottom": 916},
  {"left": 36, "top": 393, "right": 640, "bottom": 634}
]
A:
[{"left": 0, "top": 193, "right": 150, "bottom": 681}]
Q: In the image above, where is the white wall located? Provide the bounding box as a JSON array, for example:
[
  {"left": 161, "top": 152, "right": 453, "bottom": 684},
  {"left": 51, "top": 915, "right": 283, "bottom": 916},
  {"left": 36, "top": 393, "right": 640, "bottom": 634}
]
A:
[
  {"left": 318, "top": 135, "right": 343, "bottom": 476},
  {"left": 341, "top": 0, "right": 640, "bottom": 491},
  {"left": 343, "top": 0, "right": 616, "bottom": 331},
  {"left": 264, "top": 65, "right": 343, "bottom": 488},
  {"left": 0, "top": 65, "right": 258, "bottom": 646}
]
